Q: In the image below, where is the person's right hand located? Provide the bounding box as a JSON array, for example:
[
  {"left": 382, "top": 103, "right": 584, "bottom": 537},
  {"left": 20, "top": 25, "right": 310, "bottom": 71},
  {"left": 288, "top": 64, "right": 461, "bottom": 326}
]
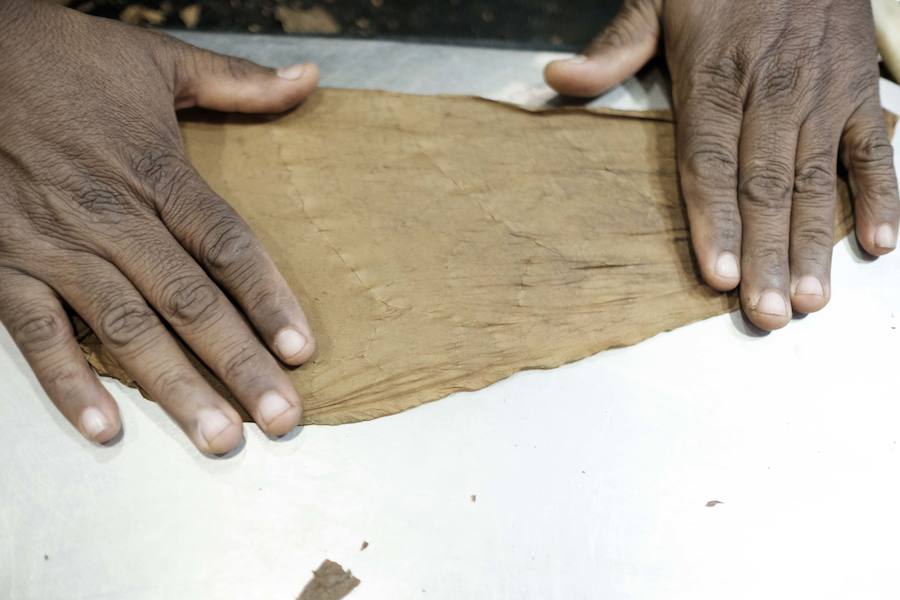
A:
[{"left": 0, "top": 1, "right": 318, "bottom": 454}]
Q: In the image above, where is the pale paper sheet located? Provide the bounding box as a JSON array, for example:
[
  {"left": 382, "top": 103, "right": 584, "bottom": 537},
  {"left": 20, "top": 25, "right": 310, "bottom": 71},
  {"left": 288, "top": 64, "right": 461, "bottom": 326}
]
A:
[{"left": 76, "top": 89, "right": 892, "bottom": 424}]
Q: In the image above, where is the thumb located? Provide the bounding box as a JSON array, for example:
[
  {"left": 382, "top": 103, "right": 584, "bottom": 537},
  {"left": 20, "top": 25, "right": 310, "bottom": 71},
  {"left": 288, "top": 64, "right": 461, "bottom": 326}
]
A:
[
  {"left": 544, "top": 0, "right": 661, "bottom": 98},
  {"left": 169, "top": 43, "right": 319, "bottom": 113}
]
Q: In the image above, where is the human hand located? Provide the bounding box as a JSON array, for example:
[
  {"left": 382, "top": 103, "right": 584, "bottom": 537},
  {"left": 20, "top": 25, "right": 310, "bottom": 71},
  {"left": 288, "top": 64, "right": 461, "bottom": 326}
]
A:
[
  {"left": 0, "top": 1, "right": 319, "bottom": 453},
  {"left": 545, "top": 0, "right": 900, "bottom": 330}
]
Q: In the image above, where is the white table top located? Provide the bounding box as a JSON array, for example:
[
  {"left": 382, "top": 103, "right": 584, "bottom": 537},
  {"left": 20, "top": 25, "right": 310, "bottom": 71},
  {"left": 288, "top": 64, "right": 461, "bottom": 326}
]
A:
[{"left": 3, "top": 35, "right": 900, "bottom": 600}]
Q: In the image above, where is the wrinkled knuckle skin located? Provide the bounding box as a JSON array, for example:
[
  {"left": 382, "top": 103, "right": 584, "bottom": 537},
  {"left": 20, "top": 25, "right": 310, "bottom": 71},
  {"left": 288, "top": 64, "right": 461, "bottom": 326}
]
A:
[
  {"left": 43, "top": 363, "right": 85, "bottom": 395},
  {"left": 792, "top": 224, "right": 834, "bottom": 253},
  {"left": 794, "top": 157, "right": 835, "bottom": 198},
  {"left": 150, "top": 366, "right": 196, "bottom": 404},
  {"left": 222, "top": 56, "right": 258, "bottom": 81},
  {"left": 66, "top": 175, "right": 136, "bottom": 225},
  {"left": 10, "top": 310, "right": 68, "bottom": 354},
  {"left": 705, "top": 210, "right": 740, "bottom": 243},
  {"left": 851, "top": 130, "right": 894, "bottom": 171},
  {"left": 221, "top": 343, "right": 264, "bottom": 385},
  {"left": 130, "top": 146, "right": 192, "bottom": 210},
  {"left": 758, "top": 56, "right": 803, "bottom": 103},
  {"left": 700, "top": 52, "right": 749, "bottom": 89},
  {"left": 159, "top": 275, "right": 220, "bottom": 328},
  {"left": 680, "top": 53, "right": 749, "bottom": 110},
  {"left": 131, "top": 146, "right": 186, "bottom": 186},
  {"left": 747, "top": 241, "right": 790, "bottom": 280},
  {"left": 740, "top": 163, "right": 793, "bottom": 212},
  {"left": 681, "top": 143, "right": 738, "bottom": 189},
  {"left": 246, "top": 284, "right": 282, "bottom": 317},
  {"left": 200, "top": 214, "right": 256, "bottom": 274},
  {"left": 98, "top": 300, "right": 158, "bottom": 350}
]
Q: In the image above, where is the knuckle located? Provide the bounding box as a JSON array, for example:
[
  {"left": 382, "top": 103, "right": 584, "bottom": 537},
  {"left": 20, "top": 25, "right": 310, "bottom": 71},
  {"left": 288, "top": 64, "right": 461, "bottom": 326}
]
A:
[
  {"left": 740, "top": 162, "right": 793, "bottom": 212},
  {"left": 131, "top": 146, "right": 187, "bottom": 187},
  {"left": 11, "top": 310, "right": 68, "bottom": 354},
  {"left": 708, "top": 213, "right": 740, "bottom": 243},
  {"left": 750, "top": 243, "right": 789, "bottom": 279},
  {"left": 150, "top": 366, "right": 197, "bottom": 404},
  {"left": 246, "top": 284, "right": 282, "bottom": 317},
  {"left": 794, "top": 157, "right": 835, "bottom": 197},
  {"left": 222, "top": 56, "right": 257, "bottom": 81},
  {"left": 43, "top": 363, "right": 86, "bottom": 394},
  {"left": 792, "top": 220, "right": 833, "bottom": 251},
  {"left": 758, "top": 57, "right": 802, "bottom": 102},
  {"left": 850, "top": 129, "right": 894, "bottom": 170},
  {"left": 130, "top": 146, "right": 193, "bottom": 210},
  {"left": 678, "top": 51, "right": 748, "bottom": 110},
  {"left": 751, "top": 244, "right": 784, "bottom": 264},
  {"left": 221, "top": 342, "right": 264, "bottom": 384},
  {"left": 68, "top": 176, "right": 136, "bottom": 224},
  {"left": 159, "top": 275, "right": 221, "bottom": 328},
  {"left": 681, "top": 143, "right": 738, "bottom": 188},
  {"left": 199, "top": 214, "right": 257, "bottom": 274},
  {"left": 863, "top": 186, "right": 900, "bottom": 218},
  {"left": 98, "top": 299, "right": 158, "bottom": 349}
]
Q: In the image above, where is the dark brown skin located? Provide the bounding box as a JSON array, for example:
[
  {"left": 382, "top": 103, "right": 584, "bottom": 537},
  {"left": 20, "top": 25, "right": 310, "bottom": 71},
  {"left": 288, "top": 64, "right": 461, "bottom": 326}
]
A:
[
  {"left": 546, "top": 0, "right": 900, "bottom": 330},
  {"left": 0, "top": 1, "right": 320, "bottom": 453}
]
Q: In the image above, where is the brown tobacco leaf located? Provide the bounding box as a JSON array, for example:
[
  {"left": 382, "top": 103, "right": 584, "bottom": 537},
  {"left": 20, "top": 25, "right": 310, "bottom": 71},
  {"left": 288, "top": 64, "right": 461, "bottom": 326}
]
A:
[
  {"left": 76, "top": 90, "right": 896, "bottom": 426},
  {"left": 119, "top": 4, "right": 167, "bottom": 26},
  {"left": 297, "top": 560, "right": 360, "bottom": 600},
  {"left": 179, "top": 4, "right": 201, "bottom": 29},
  {"left": 275, "top": 5, "right": 341, "bottom": 34}
]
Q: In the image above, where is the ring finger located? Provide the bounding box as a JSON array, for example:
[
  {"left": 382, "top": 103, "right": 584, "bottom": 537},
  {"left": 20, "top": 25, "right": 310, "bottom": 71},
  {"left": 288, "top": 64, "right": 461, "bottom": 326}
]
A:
[{"left": 789, "top": 112, "right": 841, "bottom": 313}]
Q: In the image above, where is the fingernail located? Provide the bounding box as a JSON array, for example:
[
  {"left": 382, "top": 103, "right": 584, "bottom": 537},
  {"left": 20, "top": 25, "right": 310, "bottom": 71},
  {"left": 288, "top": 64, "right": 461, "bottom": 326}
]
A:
[
  {"left": 714, "top": 252, "right": 740, "bottom": 279},
  {"left": 566, "top": 54, "right": 588, "bottom": 64},
  {"left": 795, "top": 276, "right": 824, "bottom": 297},
  {"left": 875, "top": 224, "right": 896, "bottom": 250},
  {"left": 276, "top": 63, "right": 306, "bottom": 80},
  {"left": 274, "top": 328, "right": 307, "bottom": 360},
  {"left": 80, "top": 407, "right": 110, "bottom": 441},
  {"left": 757, "top": 290, "right": 788, "bottom": 317},
  {"left": 258, "top": 391, "right": 294, "bottom": 425},
  {"left": 199, "top": 410, "right": 236, "bottom": 446}
]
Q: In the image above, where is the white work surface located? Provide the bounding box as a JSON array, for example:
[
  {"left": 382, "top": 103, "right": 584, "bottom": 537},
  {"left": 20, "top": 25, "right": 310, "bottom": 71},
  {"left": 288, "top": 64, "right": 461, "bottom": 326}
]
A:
[{"left": 3, "top": 36, "right": 900, "bottom": 599}]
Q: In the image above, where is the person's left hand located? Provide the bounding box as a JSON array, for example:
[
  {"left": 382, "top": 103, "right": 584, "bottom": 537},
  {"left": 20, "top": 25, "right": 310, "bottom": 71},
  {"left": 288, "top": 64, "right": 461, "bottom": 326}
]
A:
[{"left": 544, "top": 0, "right": 899, "bottom": 331}]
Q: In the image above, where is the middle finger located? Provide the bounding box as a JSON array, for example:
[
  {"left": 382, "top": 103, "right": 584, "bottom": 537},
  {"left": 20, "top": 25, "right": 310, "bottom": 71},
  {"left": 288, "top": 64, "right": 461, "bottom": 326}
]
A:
[{"left": 737, "top": 95, "right": 800, "bottom": 330}]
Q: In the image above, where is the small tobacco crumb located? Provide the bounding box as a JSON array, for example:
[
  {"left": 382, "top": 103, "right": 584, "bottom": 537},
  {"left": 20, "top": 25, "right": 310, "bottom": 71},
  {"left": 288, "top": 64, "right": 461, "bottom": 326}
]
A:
[
  {"left": 297, "top": 559, "right": 359, "bottom": 600},
  {"left": 705, "top": 500, "right": 724, "bottom": 507},
  {"left": 43, "top": 554, "right": 49, "bottom": 561},
  {"left": 360, "top": 541, "right": 368, "bottom": 551},
  {"left": 470, "top": 494, "right": 477, "bottom": 503}
]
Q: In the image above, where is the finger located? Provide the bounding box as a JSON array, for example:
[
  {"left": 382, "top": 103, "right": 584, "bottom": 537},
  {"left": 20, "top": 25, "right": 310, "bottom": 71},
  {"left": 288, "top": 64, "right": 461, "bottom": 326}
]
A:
[
  {"left": 789, "top": 116, "right": 840, "bottom": 314},
  {"left": 166, "top": 39, "right": 319, "bottom": 113},
  {"left": 841, "top": 97, "right": 900, "bottom": 256},
  {"left": 54, "top": 258, "right": 244, "bottom": 455},
  {"left": 109, "top": 223, "right": 303, "bottom": 436},
  {"left": 673, "top": 75, "right": 744, "bottom": 291},
  {"left": 544, "top": 0, "right": 661, "bottom": 97},
  {"left": 738, "top": 104, "right": 798, "bottom": 330},
  {"left": 150, "top": 166, "right": 314, "bottom": 366},
  {"left": 0, "top": 269, "right": 121, "bottom": 444}
]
